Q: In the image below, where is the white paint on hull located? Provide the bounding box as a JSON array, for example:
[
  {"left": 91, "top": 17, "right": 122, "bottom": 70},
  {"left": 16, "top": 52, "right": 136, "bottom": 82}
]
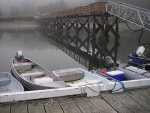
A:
[{"left": 1, "top": 78, "right": 150, "bottom": 103}]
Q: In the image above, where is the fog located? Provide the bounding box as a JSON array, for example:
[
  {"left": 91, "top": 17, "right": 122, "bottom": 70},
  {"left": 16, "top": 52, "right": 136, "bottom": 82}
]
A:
[{"left": 0, "top": 0, "right": 149, "bottom": 16}]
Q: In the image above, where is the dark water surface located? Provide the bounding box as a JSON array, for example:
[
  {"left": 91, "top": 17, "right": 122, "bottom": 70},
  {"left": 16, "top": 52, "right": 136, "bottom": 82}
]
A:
[{"left": 0, "top": 22, "right": 150, "bottom": 73}]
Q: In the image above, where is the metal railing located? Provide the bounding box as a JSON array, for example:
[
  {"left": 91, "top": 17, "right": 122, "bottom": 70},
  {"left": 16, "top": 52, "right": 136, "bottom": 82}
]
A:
[
  {"left": 38, "top": 2, "right": 106, "bottom": 19},
  {"left": 106, "top": 1, "right": 150, "bottom": 31}
]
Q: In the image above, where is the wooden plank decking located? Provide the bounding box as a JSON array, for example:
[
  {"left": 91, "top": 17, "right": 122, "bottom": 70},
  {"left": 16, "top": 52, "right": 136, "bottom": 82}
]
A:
[{"left": 1, "top": 87, "right": 150, "bottom": 113}]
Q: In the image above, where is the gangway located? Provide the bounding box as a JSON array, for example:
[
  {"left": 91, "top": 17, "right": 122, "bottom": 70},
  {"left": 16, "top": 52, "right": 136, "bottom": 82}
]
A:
[{"left": 106, "top": 1, "right": 150, "bottom": 31}]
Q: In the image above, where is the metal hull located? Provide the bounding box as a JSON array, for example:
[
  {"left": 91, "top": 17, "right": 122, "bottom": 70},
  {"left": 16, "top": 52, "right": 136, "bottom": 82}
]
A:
[
  {"left": 11, "top": 68, "right": 46, "bottom": 90},
  {"left": 118, "top": 66, "right": 150, "bottom": 80},
  {"left": 0, "top": 72, "right": 24, "bottom": 93},
  {"left": 128, "top": 55, "right": 150, "bottom": 65},
  {"left": 11, "top": 58, "right": 67, "bottom": 90}
]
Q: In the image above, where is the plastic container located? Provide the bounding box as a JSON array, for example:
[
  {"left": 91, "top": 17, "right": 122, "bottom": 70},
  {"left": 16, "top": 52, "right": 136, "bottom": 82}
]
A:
[
  {"left": 106, "top": 70, "right": 124, "bottom": 81},
  {"left": 136, "top": 46, "right": 145, "bottom": 57},
  {"left": 33, "top": 77, "right": 53, "bottom": 85}
]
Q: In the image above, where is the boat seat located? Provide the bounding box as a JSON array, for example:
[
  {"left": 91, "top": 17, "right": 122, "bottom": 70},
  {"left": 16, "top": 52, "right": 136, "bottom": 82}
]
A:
[
  {"left": 0, "top": 77, "right": 11, "bottom": 86},
  {"left": 14, "top": 62, "right": 34, "bottom": 71},
  {"left": 56, "top": 70, "right": 84, "bottom": 82},
  {"left": 21, "top": 72, "right": 45, "bottom": 77}
]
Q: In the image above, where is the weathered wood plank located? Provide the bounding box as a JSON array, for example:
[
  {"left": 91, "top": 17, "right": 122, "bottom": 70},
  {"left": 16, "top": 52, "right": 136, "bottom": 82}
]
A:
[
  {"left": 88, "top": 96, "right": 117, "bottom": 113},
  {"left": 11, "top": 102, "right": 27, "bottom": 113},
  {"left": 28, "top": 101, "right": 46, "bottom": 113},
  {"left": 126, "top": 89, "right": 150, "bottom": 111},
  {"left": 0, "top": 104, "right": 10, "bottom": 113},
  {"left": 135, "top": 88, "right": 150, "bottom": 100},
  {"left": 58, "top": 97, "right": 82, "bottom": 113},
  {"left": 44, "top": 99, "right": 63, "bottom": 113},
  {"left": 73, "top": 97, "right": 99, "bottom": 113},
  {"left": 115, "top": 93, "right": 150, "bottom": 113},
  {"left": 145, "top": 87, "right": 150, "bottom": 93},
  {"left": 101, "top": 92, "right": 134, "bottom": 113}
]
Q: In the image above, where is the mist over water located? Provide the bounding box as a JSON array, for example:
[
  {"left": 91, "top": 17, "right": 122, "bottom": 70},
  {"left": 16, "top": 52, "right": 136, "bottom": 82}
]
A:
[
  {"left": 0, "top": 29, "right": 87, "bottom": 72},
  {"left": 0, "top": 0, "right": 149, "bottom": 16},
  {"left": 0, "top": 0, "right": 150, "bottom": 72}
]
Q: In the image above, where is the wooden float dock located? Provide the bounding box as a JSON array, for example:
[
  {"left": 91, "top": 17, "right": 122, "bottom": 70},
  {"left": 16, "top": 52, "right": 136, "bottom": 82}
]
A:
[{"left": 1, "top": 87, "right": 150, "bottom": 113}]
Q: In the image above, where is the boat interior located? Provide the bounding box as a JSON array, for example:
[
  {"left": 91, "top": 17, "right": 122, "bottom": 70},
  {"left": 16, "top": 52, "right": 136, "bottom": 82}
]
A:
[
  {"left": 53, "top": 68, "right": 110, "bottom": 87},
  {"left": 13, "top": 59, "right": 62, "bottom": 85},
  {"left": 0, "top": 73, "right": 23, "bottom": 93}
]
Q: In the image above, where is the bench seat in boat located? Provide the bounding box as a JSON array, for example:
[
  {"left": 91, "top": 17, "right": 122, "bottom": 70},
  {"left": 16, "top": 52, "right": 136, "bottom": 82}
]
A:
[
  {"left": 14, "top": 62, "right": 34, "bottom": 71},
  {"left": 21, "top": 72, "right": 45, "bottom": 77},
  {"left": 56, "top": 70, "right": 84, "bottom": 82},
  {"left": 0, "top": 77, "right": 11, "bottom": 86}
]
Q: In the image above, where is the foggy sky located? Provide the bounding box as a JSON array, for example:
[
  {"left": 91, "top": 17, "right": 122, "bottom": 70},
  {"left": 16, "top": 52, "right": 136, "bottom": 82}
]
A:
[
  {"left": 0, "top": 0, "right": 96, "bottom": 16},
  {"left": 0, "top": 0, "right": 149, "bottom": 16}
]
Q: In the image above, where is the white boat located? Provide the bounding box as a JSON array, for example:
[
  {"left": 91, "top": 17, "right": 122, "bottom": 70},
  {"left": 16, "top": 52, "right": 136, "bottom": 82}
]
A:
[
  {"left": 53, "top": 68, "right": 110, "bottom": 87},
  {"left": 0, "top": 72, "right": 24, "bottom": 93},
  {"left": 2, "top": 53, "right": 150, "bottom": 103},
  {"left": 98, "top": 56, "right": 150, "bottom": 81},
  {"left": 118, "top": 66, "right": 150, "bottom": 80},
  {"left": 12, "top": 51, "right": 68, "bottom": 90},
  {"left": 1, "top": 51, "right": 150, "bottom": 103}
]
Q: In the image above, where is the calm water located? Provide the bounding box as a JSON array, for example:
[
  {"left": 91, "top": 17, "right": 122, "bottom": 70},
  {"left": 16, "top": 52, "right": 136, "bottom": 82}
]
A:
[
  {"left": 0, "top": 29, "right": 87, "bottom": 73},
  {"left": 0, "top": 22, "right": 150, "bottom": 73}
]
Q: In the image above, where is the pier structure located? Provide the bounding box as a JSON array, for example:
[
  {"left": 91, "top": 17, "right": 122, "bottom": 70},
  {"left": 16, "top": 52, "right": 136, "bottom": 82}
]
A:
[
  {"left": 0, "top": 3, "right": 150, "bottom": 111},
  {"left": 36, "top": 1, "right": 150, "bottom": 66},
  {"left": 36, "top": 2, "right": 120, "bottom": 65}
]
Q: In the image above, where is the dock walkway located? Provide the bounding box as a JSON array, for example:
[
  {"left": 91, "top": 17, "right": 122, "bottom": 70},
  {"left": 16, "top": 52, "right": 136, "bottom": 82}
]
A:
[{"left": 1, "top": 87, "right": 150, "bottom": 113}]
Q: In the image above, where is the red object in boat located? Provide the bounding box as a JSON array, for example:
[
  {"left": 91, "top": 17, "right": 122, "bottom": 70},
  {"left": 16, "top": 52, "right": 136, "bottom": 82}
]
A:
[{"left": 100, "top": 71, "right": 106, "bottom": 75}]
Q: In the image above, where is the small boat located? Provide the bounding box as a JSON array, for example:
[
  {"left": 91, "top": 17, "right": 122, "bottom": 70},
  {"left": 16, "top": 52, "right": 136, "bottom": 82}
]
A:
[
  {"left": 0, "top": 72, "right": 24, "bottom": 93},
  {"left": 128, "top": 46, "right": 150, "bottom": 66},
  {"left": 118, "top": 65, "right": 150, "bottom": 80},
  {"left": 93, "top": 55, "right": 150, "bottom": 81},
  {"left": 12, "top": 51, "right": 68, "bottom": 90},
  {"left": 128, "top": 54, "right": 150, "bottom": 66},
  {"left": 53, "top": 68, "right": 110, "bottom": 87}
]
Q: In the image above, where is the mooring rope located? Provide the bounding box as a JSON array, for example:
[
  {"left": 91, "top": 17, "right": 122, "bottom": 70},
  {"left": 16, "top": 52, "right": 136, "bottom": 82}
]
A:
[{"left": 38, "top": 99, "right": 54, "bottom": 106}]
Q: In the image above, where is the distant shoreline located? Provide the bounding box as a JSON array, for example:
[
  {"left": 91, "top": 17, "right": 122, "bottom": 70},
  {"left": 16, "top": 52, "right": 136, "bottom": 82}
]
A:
[
  {"left": 0, "top": 21, "right": 38, "bottom": 30},
  {"left": 0, "top": 21, "right": 140, "bottom": 31}
]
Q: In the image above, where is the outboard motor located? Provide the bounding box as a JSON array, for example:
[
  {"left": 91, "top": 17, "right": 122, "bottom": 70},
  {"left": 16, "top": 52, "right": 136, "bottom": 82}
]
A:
[
  {"left": 15, "top": 50, "right": 24, "bottom": 61},
  {"left": 136, "top": 46, "right": 145, "bottom": 57},
  {"left": 105, "top": 56, "right": 115, "bottom": 70}
]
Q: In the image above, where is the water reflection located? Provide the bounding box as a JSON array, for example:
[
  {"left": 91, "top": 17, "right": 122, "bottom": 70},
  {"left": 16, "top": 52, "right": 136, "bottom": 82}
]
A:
[
  {"left": 39, "top": 27, "right": 120, "bottom": 70},
  {"left": 0, "top": 29, "right": 86, "bottom": 73},
  {"left": 0, "top": 25, "right": 150, "bottom": 73},
  {"left": 39, "top": 21, "right": 150, "bottom": 70}
]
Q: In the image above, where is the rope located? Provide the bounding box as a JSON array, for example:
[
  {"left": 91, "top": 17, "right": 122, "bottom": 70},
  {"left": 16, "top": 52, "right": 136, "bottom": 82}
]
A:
[
  {"left": 93, "top": 68, "right": 132, "bottom": 94},
  {"left": 124, "top": 21, "right": 143, "bottom": 32},
  {"left": 86, "top": 85, "right": 101, "bottom": 94},
  {"left": 38, "top": 99, "right": 54, "bottom": 106},
  {"left": 110, "top": 79, "right": 132, "bottom": 95},
  {"left": 78, "top": 81, "right": 102, "bottom": 96},
  {"left": 124, "top": 21, "right": 150, "bottom": 45},
  {"left": 111, "top": 81, "right": 117, "bottom": 91},
  {"left": 79, "top": 86, "right": 86, "bottom": 94},
  {"left": 38, "top": 97, "right": 88, "bottom": 107}
]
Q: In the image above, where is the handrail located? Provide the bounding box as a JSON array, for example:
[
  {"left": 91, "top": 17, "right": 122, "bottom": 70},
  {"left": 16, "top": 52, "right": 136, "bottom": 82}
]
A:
[
  {"left": 38, "top": 2, "right": 106, "bottom": 19},
  {"left": 37, "top": 1, "right": 150, "bottom": 31},
  {"left": 106, "top": 1, "right": 150, "bottom": 31}
]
